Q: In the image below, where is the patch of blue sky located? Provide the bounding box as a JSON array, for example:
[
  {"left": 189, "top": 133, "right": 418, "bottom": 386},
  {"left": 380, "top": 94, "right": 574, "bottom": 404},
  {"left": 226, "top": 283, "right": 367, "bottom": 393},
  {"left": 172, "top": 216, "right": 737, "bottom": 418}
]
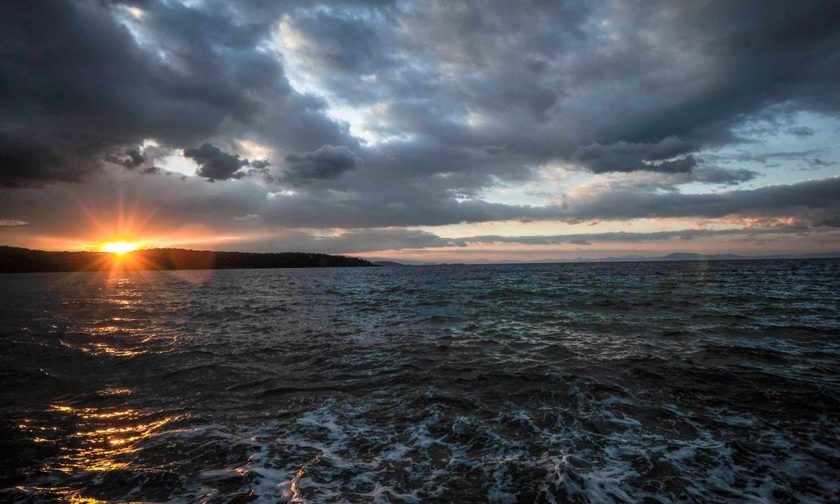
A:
[{"left": 681, "top": 111, "right": 840, "bottom": 195}]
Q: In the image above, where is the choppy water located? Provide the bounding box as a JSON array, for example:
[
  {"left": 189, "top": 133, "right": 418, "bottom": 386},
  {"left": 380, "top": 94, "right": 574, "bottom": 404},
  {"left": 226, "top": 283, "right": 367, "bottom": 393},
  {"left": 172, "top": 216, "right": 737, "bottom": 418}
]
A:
[{"left": 1, "top": 260, "right": 839, "bottom": 503}]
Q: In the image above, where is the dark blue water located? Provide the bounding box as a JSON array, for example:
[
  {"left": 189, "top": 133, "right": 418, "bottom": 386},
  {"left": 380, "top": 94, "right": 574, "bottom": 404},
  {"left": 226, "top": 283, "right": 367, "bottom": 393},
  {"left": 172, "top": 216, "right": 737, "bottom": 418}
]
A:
[{"left": 1, "top": 260, "right": 839, "bottom": 502}]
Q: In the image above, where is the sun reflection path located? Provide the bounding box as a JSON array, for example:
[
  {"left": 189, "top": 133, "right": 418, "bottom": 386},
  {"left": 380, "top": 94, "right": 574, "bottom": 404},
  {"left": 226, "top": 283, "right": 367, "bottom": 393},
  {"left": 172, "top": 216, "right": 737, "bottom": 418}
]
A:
[
  {"left": 15, "top": 390, "right": 185, "bottom": 502},
  {"left": 30, "top": 403, "right": 182, "bottom": 473}
]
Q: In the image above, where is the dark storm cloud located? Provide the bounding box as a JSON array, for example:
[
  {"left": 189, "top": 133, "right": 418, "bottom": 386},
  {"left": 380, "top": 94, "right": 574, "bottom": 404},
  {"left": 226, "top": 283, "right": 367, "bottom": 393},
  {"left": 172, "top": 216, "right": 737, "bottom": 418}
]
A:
[
  {"left": 690, "top": 167, "right": 759, "bottom": 186},
  {"left": 262, "top": 0, "right": 840, "bottom": 209},
  {"left": 184, "top": 143, "right": 247, "bottom": 181},
  {"left": 288, "top": 8, "right": 393, "bottom": 76},
  {"left": 1, "top": 0, "right": 839, "bottom": 235},
  {"left": 181, "top": 143, "right": 273, "bottom": 181},
  {"left": 0, "top": 0, "right": 351, "bottom": 187},
  {"left": 282, "top": 145, "right": 361, "bottom": 185},
  {"left": 572, "top": 138, "right": 697, "bottom": 174},
  {"left": 289, "top": 0, "right": 840, "bottom": 161},
  {"left": 0, "top": 135, "right": 66, "bottom": 188},
  {"left": 563, "top": 177, "right": 840, "bottom": 227},
  {"left": 0, "top": 0, "right": 211, "bottom": 186},
  {"left": 104, "top": 148, "right": 146, "bottom": 170},
  {"left": 123, "top": 149, "right": 145, "bottom": 169},
  {"left": 592, "top": 2, "right": 840, "bottom": 146}
]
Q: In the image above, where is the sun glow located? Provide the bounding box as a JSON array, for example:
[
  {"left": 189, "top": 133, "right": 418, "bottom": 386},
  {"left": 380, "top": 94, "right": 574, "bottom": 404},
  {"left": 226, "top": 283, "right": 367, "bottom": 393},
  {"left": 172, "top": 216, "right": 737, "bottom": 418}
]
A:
[{"left": 101, "top": 241, "right": 140, "bottom": 255}]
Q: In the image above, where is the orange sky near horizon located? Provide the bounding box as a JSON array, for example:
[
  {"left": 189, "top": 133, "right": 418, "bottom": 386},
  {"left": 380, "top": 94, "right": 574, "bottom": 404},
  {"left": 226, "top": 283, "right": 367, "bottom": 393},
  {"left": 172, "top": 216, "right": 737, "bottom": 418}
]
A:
[
  {"left": 3, "top": 214, "right": 837, "bottom": 263},
  {"left": 1, "top": 166, "right": 838, "bottom": 263}
]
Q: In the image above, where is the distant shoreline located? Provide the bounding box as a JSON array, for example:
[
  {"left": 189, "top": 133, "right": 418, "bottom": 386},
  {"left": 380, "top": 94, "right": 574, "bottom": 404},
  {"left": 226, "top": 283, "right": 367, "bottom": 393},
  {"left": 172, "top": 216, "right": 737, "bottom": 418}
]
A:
[
  {"left": 2, "top": 246, "right": 838, "bottom": 273},
  {"left": 0, "top": 246, "right": 373, "bottom": 273},
  {"left": 372, "top": 253, "right": 840, "bottom": 267}
]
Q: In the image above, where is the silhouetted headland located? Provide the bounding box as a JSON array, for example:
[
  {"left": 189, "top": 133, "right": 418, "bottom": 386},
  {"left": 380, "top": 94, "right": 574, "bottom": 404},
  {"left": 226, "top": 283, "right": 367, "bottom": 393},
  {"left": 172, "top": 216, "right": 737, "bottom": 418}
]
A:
[{"left": 0, "top": 246, "right": 373, "bottom": 273}]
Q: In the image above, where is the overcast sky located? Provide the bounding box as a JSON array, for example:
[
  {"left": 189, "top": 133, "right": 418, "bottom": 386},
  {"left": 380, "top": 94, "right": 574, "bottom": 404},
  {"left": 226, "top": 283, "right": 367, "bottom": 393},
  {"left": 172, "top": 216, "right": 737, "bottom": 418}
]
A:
[{"left": 1, "top": 0, "right": 839, "bottom": 261}]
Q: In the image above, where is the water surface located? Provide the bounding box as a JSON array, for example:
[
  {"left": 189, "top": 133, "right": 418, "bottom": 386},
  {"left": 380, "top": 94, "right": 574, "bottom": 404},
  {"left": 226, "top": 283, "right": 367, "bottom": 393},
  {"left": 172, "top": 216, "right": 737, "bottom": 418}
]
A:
[{"left": 1, "top": 260, "right": 839, "bottom": 502}]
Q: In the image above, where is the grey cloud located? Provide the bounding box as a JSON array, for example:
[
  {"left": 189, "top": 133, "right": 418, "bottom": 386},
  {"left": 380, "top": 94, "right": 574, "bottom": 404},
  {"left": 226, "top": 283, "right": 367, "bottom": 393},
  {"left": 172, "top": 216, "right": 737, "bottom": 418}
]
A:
[
  {"left": 595, "top": 2, "right": 840, "bottom": 146},
  {"left": 572, "top": 137, "right": 697, "bottom": 174},
  {"left": 0, "top": 0, "right": 220, "bottom": 186},
  {"left": 34, "top": 173, "right": 840, "bottom": 230},
  {"left": 250, "top": 160, "right": 271, "bottom": 169},
  {"left": 122, "top": 149, "right": 145, "bottom": 169},
  {"left": 218, "top": 225, "right": 832, "bottom": 255},
  {"left": 564, "top": 177, "right": 840, "bottom": 227},
  {"left": 690, "top": 167, "right": 759, "bottom": 185},
  {"left": 2, "top": 0, "right": 840, "bottom": 241},
  {"left": 806, "top": 158, "right": 836, "bottom": 168},
  {"left": 282, "top": 145, "right": 361, "bottom": 185},
  {"left": 105, "top": 148, "right": 146, "bottom": 170},
  {"left": 259, "top": 176, "right": 840, "bottom": 229},
  {"left": 182, "top": 142, "right": 273, "bottom": 181},
  {"left": 314, "top": 228, "right": 452, "bottom": 253},
  {"left": 716, "top": 150, "right": 820, "bottom": 165},
  {"left": 788, "top": 126, "right": 815, "bottom": 137},
  {"left": 280, "top": 0, "right": 840, "bottom": 183},
  {"left": 288, "top": 9, "right": 394, "bottom": 76},
  {"left": 703, "top": 150, "right": 837, "bottom": 170},
  {"left": 0, "top": 135, "right": 66, "bottom": 188},
  {"left": 184, "top": 143, "right": 247, "bottom": 181},
  {"left": 0, "top": 0, "right": 352, "bottom": 187},
  {"left": 2, "top": 171, "right": 839, "bottom": 250}
]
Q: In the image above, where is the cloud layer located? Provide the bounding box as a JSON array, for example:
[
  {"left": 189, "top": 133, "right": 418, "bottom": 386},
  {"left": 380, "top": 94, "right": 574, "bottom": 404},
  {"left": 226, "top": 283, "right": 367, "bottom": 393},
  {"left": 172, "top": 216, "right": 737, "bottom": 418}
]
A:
[{"left": 1, "top": 0, "right": 839, "bottom": 256}]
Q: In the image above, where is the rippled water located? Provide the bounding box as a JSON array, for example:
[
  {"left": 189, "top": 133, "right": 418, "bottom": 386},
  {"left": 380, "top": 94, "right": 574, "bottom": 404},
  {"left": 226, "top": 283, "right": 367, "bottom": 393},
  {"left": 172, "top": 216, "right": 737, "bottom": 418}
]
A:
[{"left": 1, "top": 260, "right": 839, "bottom": 503}]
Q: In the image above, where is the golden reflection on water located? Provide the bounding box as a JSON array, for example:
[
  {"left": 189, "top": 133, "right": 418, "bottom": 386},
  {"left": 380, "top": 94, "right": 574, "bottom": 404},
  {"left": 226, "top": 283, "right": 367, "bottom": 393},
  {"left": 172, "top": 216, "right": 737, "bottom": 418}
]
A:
[
  {"left": 58, "top": 335, "right": 147, "bottom": 358},
  {"left": 42, "top": 269, "right": 211, "bottom": 360},
  {"left": 89, "top": 341, "right": 145, "bottom": 357},
  {"left": 67, "top": 496, "right": 109, "bottom": 504},
  {"left": 11, "top": 271, "right": 208, "bottom": 501},
  {"left": 16, "top": 391, "right": 184, "bottom": 500},
  {"left": 12, "top": 487, "right": 110, "bottom": 504},
  {"left": 45, "top": 403, "right": 180, "bottom": 473}
]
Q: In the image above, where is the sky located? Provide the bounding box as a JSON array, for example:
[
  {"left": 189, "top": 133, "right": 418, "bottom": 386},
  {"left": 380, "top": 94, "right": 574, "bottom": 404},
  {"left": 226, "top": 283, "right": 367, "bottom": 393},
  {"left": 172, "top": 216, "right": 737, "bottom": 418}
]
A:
[{"left": 1, "top": 0, "right": 839, "bottom": 262}]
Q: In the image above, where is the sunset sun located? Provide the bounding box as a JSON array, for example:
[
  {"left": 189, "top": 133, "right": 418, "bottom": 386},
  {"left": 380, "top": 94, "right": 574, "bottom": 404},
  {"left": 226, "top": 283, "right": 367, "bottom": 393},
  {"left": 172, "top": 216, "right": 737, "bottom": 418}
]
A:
[{"left": 101, "top": 241, "right": 139, "bottom": 255}]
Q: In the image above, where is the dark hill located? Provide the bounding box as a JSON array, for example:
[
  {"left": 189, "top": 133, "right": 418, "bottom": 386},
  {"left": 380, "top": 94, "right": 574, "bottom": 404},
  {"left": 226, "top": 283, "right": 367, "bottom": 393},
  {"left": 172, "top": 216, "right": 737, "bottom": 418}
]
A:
[{"left": 0, "top": 246, "right": 373, "bottom": 273}]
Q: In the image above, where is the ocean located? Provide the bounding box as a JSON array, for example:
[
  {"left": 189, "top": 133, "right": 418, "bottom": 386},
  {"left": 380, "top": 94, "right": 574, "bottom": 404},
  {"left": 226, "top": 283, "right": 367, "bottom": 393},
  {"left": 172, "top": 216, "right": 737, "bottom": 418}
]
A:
[{"left": 1, "top": 260, "right": 838, "bottom": 502}]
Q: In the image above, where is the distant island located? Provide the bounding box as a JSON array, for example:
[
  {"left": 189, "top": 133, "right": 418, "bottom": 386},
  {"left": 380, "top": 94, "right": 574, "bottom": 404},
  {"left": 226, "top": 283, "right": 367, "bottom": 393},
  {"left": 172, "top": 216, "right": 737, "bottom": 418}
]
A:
[
  {"left": 0, "top": 246, "right": 373, "bottom": 273},
  {"left": 370, "top": 260, "right": 408, "bottom": 267}
]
